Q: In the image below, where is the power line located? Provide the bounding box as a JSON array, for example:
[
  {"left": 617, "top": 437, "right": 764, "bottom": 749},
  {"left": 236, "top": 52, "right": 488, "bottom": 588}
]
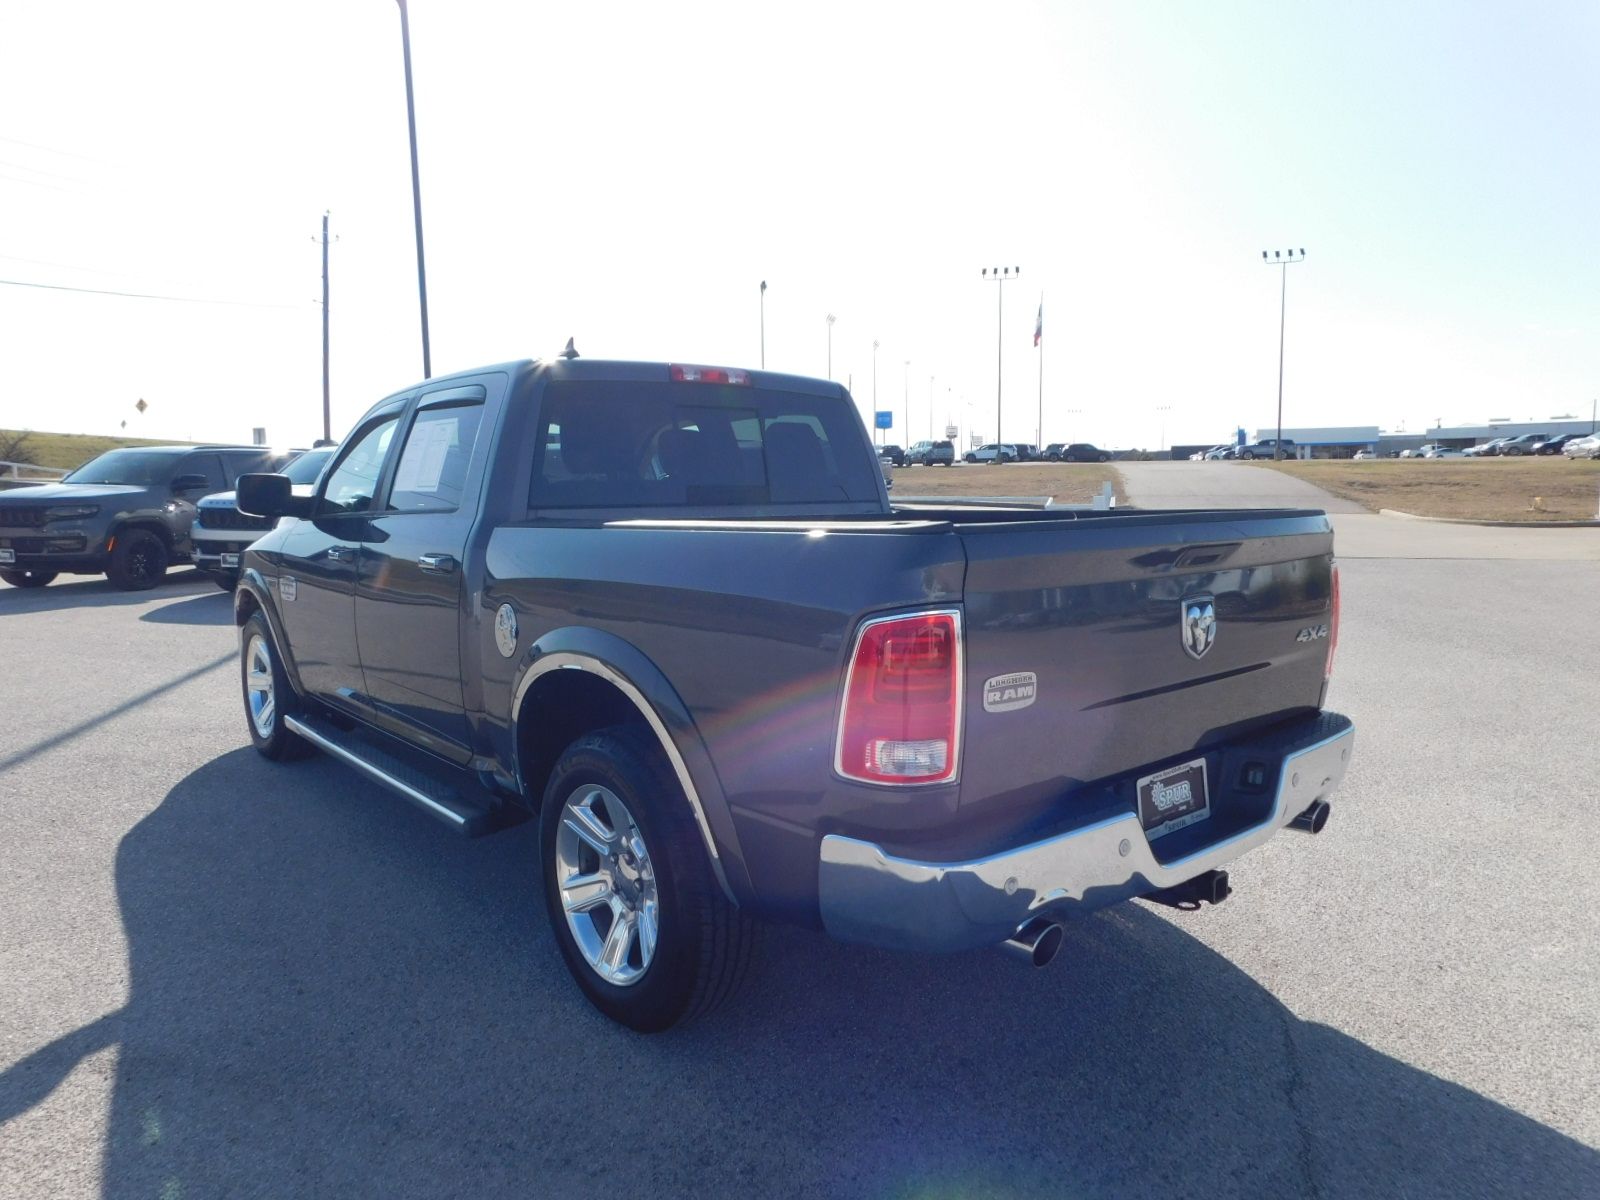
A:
[
  {"left": 0, "top": 276, "right": 303, "bottom": 309},
  {"left": 0, "top": 134, "right": 114, "bottom": 165}
]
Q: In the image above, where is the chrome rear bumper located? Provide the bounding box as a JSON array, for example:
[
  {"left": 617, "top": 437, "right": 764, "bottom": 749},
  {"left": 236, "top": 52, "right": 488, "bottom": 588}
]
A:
[{"left": 818, "top": 718, "right": 1354, "bottom": 953}]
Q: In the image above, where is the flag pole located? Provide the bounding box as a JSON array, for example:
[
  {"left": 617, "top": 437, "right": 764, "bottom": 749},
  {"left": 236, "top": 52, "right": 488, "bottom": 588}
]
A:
[{"left": 1036, "top": 294, "right": 1043, "bottom": 449}]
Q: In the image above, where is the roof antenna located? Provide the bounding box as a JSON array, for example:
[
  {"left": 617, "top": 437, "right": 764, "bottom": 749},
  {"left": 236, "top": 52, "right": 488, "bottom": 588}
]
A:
[{"left": 559, "top": 337, "right": 579, "bottom": 360}]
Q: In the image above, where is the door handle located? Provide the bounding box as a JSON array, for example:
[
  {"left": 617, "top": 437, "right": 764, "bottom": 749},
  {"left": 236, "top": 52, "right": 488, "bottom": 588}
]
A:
[
  {"left": 327, "top": 545, "right": 354, "bottom": 562},
  {"left": 418, "top": 553, "right": 456, "bottom": 574}
]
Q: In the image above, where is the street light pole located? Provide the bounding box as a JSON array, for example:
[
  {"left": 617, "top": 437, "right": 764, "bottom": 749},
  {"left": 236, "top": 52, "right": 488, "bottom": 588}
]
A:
[
  {"left": 1156, "top": 404, "right": 1172, "bottom": 455},
  {"left": 826, "top": 313, "right": 836, "bottom": 380},
  {"left": 928, "top": 375, "right": 934, "bottom": 442},
  {"left": 902, "top": 360, "right": 910, "bottom": 444},
  {"left": 759, "top": 281, "right": 767, "bottom": 368},
  {"left": 395, "top": 0, "right": 431, "bottom": 379},
  {"left": 982, "top": 267, "right": 1020, "bottom": 445},
  {"left": 1261, "top": 248, "right": 1306, "bottom": 459},
  {"left": 872, "top": 340, "right": 879, "bottom": 446}
]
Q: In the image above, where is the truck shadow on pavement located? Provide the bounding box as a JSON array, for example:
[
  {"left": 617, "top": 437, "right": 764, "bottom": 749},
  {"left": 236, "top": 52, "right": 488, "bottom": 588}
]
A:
[{"left": 2, "top": 750, "right": 1595, "bottom": 1199}]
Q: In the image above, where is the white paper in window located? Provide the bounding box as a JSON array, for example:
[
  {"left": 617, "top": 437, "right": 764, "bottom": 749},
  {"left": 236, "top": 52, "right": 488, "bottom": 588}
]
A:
[{"left": 393, "top": 417, "right": 455, "bottom": 493}]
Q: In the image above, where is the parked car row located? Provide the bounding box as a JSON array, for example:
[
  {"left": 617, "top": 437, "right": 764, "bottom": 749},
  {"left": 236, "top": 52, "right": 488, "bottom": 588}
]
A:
[
  {"left": 0, "top": 445, "right": 335, "bottom": 591},
  {"left": 0, "top": 445, "right": 287, "bottom": 590}
]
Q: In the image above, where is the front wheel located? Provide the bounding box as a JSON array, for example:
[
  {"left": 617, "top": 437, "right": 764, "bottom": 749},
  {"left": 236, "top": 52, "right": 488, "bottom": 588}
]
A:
[
  {"left": 106, "top": 528, "right": 168, "bottom": 590},
  {"left": 965, "top": 454, "right": 977, "bottom": 463},
  {"left": 541, "top": 726, "right": 756, "bottom": 1032},
  {"left": 1238, "top": 450, "right": 1256, "bottom": 460},
  {"left": 241, "top": 613, "right": 311, "bottom": 760},
  {"left": 0, "top": 568, "right": 56, "bottom": 588}
]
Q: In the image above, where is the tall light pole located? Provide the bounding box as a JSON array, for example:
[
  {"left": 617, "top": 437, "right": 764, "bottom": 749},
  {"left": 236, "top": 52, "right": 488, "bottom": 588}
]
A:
[
  {"left": 1261, "top": 248, "right": 1306, "bottom": 459},
  {"left": 1156, "top": 404, "right": 1172, "bottom": 455},
  {"left": 395, "top": 0, "right": 431, "bottom": 379},
  {"left": 982, "top": 266, "right": 1020, "bottom": 444},
  {"left": 902, "top": 360, "right": 910, "bottom": 444},
  {"left": 759, "top": 281, "right": 767, "bottom": 368},
  {"left": 928, "top": 375, "right": 935, "bottom": 441},
  {"left": 826, "top": 313, "right": 836, "bottom": 379},
  {"left": 872, "top": 340, "right": 879, "bottom": 445}
]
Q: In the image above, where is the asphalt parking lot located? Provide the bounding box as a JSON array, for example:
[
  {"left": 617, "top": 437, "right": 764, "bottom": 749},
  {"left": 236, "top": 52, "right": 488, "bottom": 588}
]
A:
[{"left": 2, "top": 484, "right": 1598, "bottom": 1198}]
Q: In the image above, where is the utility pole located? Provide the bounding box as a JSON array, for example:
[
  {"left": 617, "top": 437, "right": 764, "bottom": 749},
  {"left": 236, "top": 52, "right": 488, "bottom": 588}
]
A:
[
  {"left": 982, "top": 266, "right": 1020, "bottom": 445},
  {"left": 826, "top": 313, "right": 836, "bottom": 379},
  {"left": 1261, "top": 248, "right": 1306, "bottom": 459},
  {"left": 759, "top": 281, "right": 767, "bottom": 368},
  {"left": 928, "top": 375, "right": 935, "bottom": 441},
  {"left": 396, "top": 0, "right": 431, "bottom": 378},
  {"left": 319, "top": 212, "right": 332, "bottom": 443}
]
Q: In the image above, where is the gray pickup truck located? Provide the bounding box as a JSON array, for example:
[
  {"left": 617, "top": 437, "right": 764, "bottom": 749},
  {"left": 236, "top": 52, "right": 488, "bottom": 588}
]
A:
[{"left": 232, "top": 358, "right": 1353, "bottom": 1031}]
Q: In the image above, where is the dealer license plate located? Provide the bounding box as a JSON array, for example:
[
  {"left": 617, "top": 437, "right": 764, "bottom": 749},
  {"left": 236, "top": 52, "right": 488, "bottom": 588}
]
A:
[
  {"left": 221, "top": 553, "right": 240, "bottom": 568},
  {"left": 1137, "top": 757, "right": 1210, "bottom": 840},
  {"left": 0, "top": 549, "right": 14, "bottom": 564}
]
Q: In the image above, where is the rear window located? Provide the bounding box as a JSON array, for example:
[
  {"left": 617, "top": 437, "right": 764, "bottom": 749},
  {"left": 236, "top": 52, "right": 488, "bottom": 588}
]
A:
[{"left": 529, "top": 381, "right": 880, "bottom": 509}]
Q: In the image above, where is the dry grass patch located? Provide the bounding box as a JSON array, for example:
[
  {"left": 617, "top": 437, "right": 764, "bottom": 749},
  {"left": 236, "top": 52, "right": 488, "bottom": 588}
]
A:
[
  {"left": 890, "top": 461, "right": 1125, "bottom": 506},
  {"left": 1, "top": 429, "right": 197, "bottom": 473},
  {"left": 1250, "top": 458, "right": 1600, "bottom": 522}
]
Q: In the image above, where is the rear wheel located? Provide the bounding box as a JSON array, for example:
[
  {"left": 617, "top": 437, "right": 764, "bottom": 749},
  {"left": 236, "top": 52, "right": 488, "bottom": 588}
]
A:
[
  {"left": 106, "top": 528, "right": 168, "bottom": 590},
  {"left": 541, "top": 726, "right": 755, "bottom": 1032},
  {"left": 0, "top": 568, "right": 56, "bottom": 588}
]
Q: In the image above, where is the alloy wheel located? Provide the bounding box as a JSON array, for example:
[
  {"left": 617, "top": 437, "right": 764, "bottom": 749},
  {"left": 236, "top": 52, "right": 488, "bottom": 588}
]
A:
[
  {"left": 554, "top": 784, "right": 660, "bottom": 987},
  {"left": 245, "top": 633, "right": 276, "bottom": 738}
]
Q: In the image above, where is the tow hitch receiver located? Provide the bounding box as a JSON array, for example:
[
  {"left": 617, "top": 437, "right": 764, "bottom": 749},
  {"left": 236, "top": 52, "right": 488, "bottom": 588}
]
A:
[{"left": 1145, "top": 868, "right": 1232, "bottom": 911}]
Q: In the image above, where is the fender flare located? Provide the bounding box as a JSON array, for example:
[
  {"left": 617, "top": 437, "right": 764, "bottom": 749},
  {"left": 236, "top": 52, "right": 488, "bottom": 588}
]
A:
[
  {"left": 233, "top": 567, "right": 307, "bottom": 700},
  {"left": 510, "top": 626, "right": 750, "bottom": 906}
]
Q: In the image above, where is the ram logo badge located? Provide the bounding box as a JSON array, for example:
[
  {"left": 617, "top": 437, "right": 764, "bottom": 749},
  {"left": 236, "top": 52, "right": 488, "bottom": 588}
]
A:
[
  {"left": 1181, "top": 596, "right": 1216, "bottom": 660},
  {"left": 1296, "top": 624, "right": 1329, "bottom": 642},
  {"left": 983, "top": 671, "right": 1037, "bottom": 713}
]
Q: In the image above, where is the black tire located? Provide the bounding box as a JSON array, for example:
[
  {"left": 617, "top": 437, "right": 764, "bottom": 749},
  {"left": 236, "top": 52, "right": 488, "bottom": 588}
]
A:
[
  {"left": 1239, "top": 450, "right": 1256, "bottom": 460},
  {"left": 541, "top": 725, "right": 756, "bottom": 1032},
  {"left": 1098, "top": 453, "right": 1109, "bottom": 462},
  {"left": 240, "top": 612, "right": 312, "bottom": 760},
  {"left": 209, "top": 572, "right": 237, "bottom": 592},
  {"left": 106, "top": 528, "right": 168, "bottom": 590},
  {"left": 965, "top": 454, "right": 977, "bottom": 463},
  {"left": 0, "top": 567, "right": 56, "bottom": 588}
]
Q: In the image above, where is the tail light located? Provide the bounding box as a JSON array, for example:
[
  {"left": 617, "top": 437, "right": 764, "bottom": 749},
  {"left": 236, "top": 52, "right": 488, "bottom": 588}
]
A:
[
  {"left": 1325, "top": 562, "right": 1341, "bottom": 680},
  {"left": 835, "top": 610, "right": 962, "bottom": 785}
]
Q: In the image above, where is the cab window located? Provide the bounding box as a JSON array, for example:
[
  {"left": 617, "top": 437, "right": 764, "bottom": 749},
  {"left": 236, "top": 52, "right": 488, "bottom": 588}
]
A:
[{"left": 319, "top": 416, "right": 400, "bottom": 514}]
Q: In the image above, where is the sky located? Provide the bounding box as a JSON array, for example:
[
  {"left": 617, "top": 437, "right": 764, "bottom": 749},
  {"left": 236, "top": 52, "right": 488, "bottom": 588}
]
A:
[{"left": 0, "top": 0, "right": 1596, "bottom": 453}]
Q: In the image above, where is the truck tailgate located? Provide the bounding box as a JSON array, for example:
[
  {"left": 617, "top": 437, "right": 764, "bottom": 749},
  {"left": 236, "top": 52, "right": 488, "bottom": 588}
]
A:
[{"left": 954, "top": 509, "right": 1335, "bottom": 826}]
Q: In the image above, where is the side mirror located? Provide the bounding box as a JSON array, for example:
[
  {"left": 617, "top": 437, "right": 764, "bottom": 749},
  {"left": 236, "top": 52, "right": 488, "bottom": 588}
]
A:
[
  {"left": 171, "top": 473, "right": 211, "bottom": 494},
  {"left": 236, "top": 473, "right": 310, "bottom": 519}
]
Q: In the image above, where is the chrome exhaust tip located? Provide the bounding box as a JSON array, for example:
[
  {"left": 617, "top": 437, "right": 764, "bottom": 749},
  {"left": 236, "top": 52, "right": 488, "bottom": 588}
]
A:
[
  {"left": 998, "top": 917, "right": 1065, "bottom": 968},
  {"left": 1291, "top": 799, "right": 1331, "bottom": 834}
]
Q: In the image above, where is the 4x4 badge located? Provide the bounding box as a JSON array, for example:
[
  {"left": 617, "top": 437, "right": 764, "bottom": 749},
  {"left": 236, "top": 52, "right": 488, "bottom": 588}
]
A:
[{"left": 1181, "top": 595, "right": 1216, "bottom": 660}]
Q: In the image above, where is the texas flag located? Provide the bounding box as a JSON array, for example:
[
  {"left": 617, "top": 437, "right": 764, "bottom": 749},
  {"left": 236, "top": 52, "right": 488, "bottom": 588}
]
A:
[{"left": 1033, "top": 299, "right": 1042, "bottom": 347}]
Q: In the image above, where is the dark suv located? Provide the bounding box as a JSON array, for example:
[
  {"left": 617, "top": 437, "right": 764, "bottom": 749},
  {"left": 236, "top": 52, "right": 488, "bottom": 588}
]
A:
[
  {"left": 0, "top": 445, "right": 275, "bottom": 590},
  {"left": 1047, "top": 443, "right": 1111, "bottom": 463},
  {"left": 905, "top": 439, "right": 955, "bottom": 466}
]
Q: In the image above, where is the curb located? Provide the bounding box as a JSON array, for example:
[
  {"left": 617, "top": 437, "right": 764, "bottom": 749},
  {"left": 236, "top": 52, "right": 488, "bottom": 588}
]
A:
[{"left": 1378, "top": 508, "right": 1600, "bottom": 529}]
